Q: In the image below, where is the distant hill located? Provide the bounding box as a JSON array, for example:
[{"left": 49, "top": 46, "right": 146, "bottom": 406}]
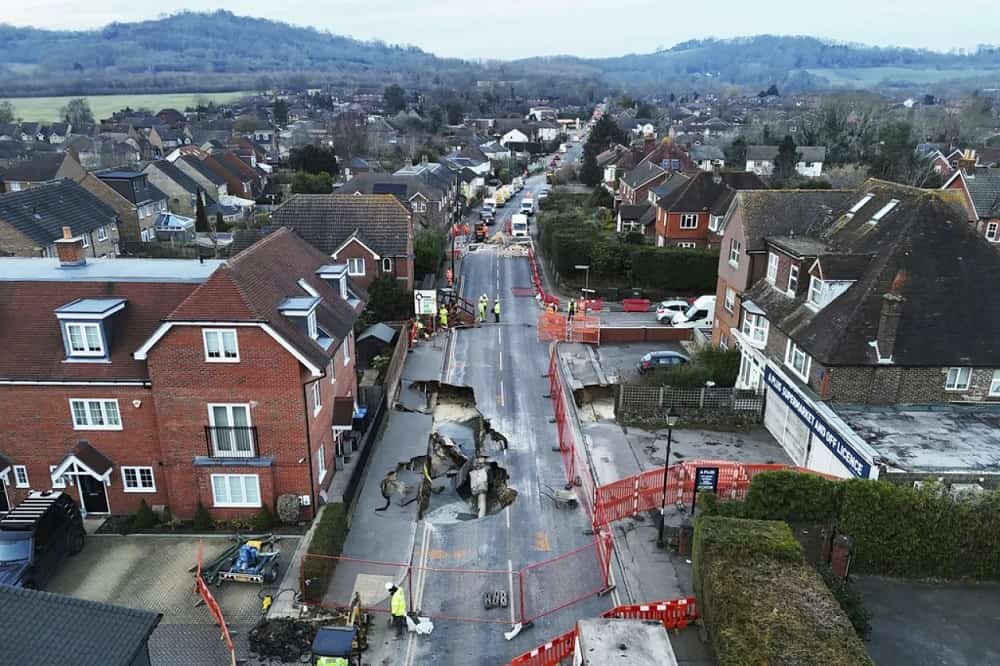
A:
[{"left": 1, "top": 14, "right": 999, "bottom": 97}]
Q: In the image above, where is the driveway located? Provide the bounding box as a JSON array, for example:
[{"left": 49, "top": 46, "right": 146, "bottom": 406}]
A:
[{"left": 45, "top": 534, "right": 299, "bottom": 666}]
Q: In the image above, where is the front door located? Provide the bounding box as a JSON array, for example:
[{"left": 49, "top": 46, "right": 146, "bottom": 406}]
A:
[
  {"left": 0, "top": 478, "right": 8, "bottom": 513},
  {"left": 77, "top": 475, "right": 109, "bottom": 514}
]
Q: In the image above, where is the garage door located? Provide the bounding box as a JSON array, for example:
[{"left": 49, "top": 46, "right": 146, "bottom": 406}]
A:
[{"left": 764, "top": 392, "right": 809, "bottom": 465}]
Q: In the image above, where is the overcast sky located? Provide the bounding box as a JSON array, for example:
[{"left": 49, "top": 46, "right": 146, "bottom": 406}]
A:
[{"left": 4, "top": 1, "right": 999, "bottom": 60}]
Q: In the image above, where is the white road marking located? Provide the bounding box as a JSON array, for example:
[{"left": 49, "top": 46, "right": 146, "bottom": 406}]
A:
[{"left": 507, "top": 558, "right": 516, "bottom": 624}]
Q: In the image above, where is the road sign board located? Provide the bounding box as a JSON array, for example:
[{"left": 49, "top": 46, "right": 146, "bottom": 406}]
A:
[
  {"left": 414, "top": 290, "right": 437, "bottom": 316},
  {"left": 692, "top": 466, "right": 720, "bottom": 514}
]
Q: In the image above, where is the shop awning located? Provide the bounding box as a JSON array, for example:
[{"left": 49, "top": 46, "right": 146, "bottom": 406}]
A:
[
  {"left": 51, "top": 441, "right": 114, "bottom": 485},
  {"left": 333, "top": 397, "right": 355, "bottom": 431}
]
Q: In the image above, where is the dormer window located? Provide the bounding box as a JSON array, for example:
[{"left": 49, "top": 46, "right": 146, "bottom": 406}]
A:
[
  {"left": 808, "top": 276, "right": 825, "bottom": 309},
  {"left": 846, "top": 194, "right": 873, "bottom": 216},
  {"left": 55, "top": 297, "right": 125, "bottom": 360},
  {"left": 869, "top": 199, "right": 899, "bottom": 224},
  {"left": 307, "top": 311, "right": 318, "bottom": 339},
  {"left": 316, "top": 264, "right": 349, "bottom": 300},
  {"left": 66, "top": 323, "right": 104, "bottom": 356}
]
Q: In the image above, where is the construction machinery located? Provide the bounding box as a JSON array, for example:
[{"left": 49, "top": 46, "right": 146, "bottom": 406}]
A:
[{"left": 194, "top": 534, "right": 282, "bottom": 587}]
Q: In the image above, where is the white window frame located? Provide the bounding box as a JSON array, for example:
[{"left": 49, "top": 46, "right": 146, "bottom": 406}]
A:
[
  {"left": 990, "top": 369, "right": 1000, "bottom": 397},
  {"left": 728, "top": 238, "right": 741, "bottom": 268},
  {"left": 317, "top": 444, "right": 327, "bottom": 483},
  {"left": 13, "top": 465, "right": 29, "bottom": 489},
  {"left": 49, "top": 465, "right": 66, "bottom": 489},
  {"left": 382, "top": 257, "right": 393, "bottom": 272},
  {"left": 307, "top": 310, "right": 319, "bottom": 340},
  {"left": 807, "top": 276, "right": 825, "bottom": 309},
  {"left": 343, "top": 333, "right": 352, "bottom": 367},
  {"left": 207, "top": 403, "right": 254, "bottom": 456},
  {"left": 676, "top": 241, "right": 697, "bottom": 249},
  {"left": 945, "top": 367, "right": 972, "bottom": 392},
  {"left": 708, "top": 215, "right": 721, "bottom": 232},
  {"left": 784, "top": 340, "right": 811, "bottom": 382},
  {"left": 787, "top": 264, "right": 799, "bottom": 296},
  {"left": 724, "top": 288, "right": 736, "bottom": 313},
  {"left": 742, "top": 313, "right": 769, "bottom": 347},
  {"left": 766, "top": 252, "right": 779, "bottom": 284},
  {"left": 412, "top": 200, "right": 427, "bottom": 213},
  {"left": 210, "top": 473, "right": 261, "bottom": 508},
  {"left": 987, "top": 222, "right": 1000, "bottom": 242},
  {"left": 312, "top": 381, "right": 322, "bottom": 416},
  {"left": 81, "top": 233, "right": 90, "bottom": 248},
  {"left": 96, "top": 225, "right": 108, "bottom": 242},
  {"left": 65, "top": 322, "right": 105, "bottom": 357},
  {"left": 121, "top": 466, "right": 156, "bottom": 493},
  {"left": 70, "top": 399, "right": 122, "bottom": 430},
  {"left": 203, "top": 329, "right": 240, "bottom": 362},
  {"left": 680, "top": 213, "right": 698, "bottom": 229},
  {"left": 347, "top": 258, "right": 365, "bottom": 276}
]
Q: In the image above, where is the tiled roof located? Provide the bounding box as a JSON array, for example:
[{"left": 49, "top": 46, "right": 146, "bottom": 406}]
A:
[
  {"left": 0, "top": 179, "right": 118, "bottom": 246},
  {"left": 146, "top": 160, "right": 202, "bottom": 195},
  {"left": 690, "top": 144, "right": 725, "bottom": 162},
  {"left": 747, "top": 145, "right": 827, "bottom": 163},
  {"left": 180, "top": 155, "right": 227, "bottom": 186},
  {"left": 656, "top": 171, "right": 767, "bottom": 215},
  {"left": 270, "top": 193, "right": 411, "bottom": 257},
  {"left": 962, "top": 168, "right": 1000, "bottom": 218},
  {"left": 2, "top": 152, "right": 68, "bottom": 182},
  {"left": 728, "top": 189, "right": 856, "bottom": 251},
  {"left": 0, "top": 585, "right": 160, "bottom": 666},
  {"left": 620, "top": 162, "right": 666, "bottom": 189},
  {"left": 168, "top": 227, "right": 362, "bottom": 370}
]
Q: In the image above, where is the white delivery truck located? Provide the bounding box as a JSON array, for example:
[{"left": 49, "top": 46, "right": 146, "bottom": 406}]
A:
[
  {"left": 520, "top": 196, "right": 535, "bottom": 216},
  {"left": 510, "top": 214, "right": 529, "bottom": 238},
  {"left": 665, "top": 295, "right": 716, "bottom": 328}
]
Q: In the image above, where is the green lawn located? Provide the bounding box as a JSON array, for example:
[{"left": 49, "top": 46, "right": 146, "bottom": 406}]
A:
[
  {"left": 1, "top": 91, "right": 250, "bottom": 124},
  {"left": 804, "top": 66, "right": 1000, "bottom": 87}
]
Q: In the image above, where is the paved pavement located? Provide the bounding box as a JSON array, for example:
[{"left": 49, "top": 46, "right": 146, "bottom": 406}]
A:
[
  {"left": 45, "top": 533, "right": 299, "bottom": 666},
  {"left": 858, "top": 575, "right": 1000, "bottom": 665}
]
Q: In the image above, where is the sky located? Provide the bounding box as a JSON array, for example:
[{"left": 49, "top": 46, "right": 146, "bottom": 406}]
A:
[{"left": 3, "top": 1, "right": 999, "bottom": 60}]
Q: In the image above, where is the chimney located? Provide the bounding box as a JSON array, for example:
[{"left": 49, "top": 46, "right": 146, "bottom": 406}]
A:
[
  {"left": 712, "top": 164, "right": 723, "bottom": 185},
  {"left": 876, "top": 272, "right": 907, "bottom": 361},
  {"left": 54, "top": 226, "right": 87, "bottom": 267}
]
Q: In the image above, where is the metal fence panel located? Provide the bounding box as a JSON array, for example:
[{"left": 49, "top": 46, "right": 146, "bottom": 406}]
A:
[{"left": 617, "top": 384, "right": 762, "bottom": 419}]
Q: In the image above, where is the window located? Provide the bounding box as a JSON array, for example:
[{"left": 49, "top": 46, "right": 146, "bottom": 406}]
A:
[
  {"left": 382, "top": 257, "right": 393, "bottom": 273},
  {"left": 742, "top": 313, "right": 769, "bottom": 346},
  {"left": 412, "top": 200, "right": 427, "bottom": 213},
  {"left": 49, "top": 465, "right": 66, "bottom": 489},
  {"left": 208, "top": 404, "right": 254, "bottom": 456},
  {"left": 307, "top": 311, "right": 318, "bottom": 340},
  {"left": 317, "top": 444, "right": 327, "bottom": 483},
  {"left": 848, "top": 194, "right": 874, "bottom": 215},
  {"left": 945, "top": 367, "right": 972, "bottom": 391},
  {"left": 344, "top": 333, "right": 352, "bottom": 367},
  {"left": 677, "top": 241, "right": 697, "bottom": 249},
  {"left": 203, "top": 329, "right": 239, "bottom": 362},
  {"left": 787, "top": 265, "right": 799, "bottom": 296},
  {"left": 81, "top": 233, "right": 90, "bottom": 248},
  {"left": 70, "top": 399, "right": 122, "bottom": 430},
  {"left": 13, "top": 465, "right": 29, "bottom": 489},
  {"left": 210, "top": 474, "right": 261, "bottom": 508},
  {"left": 784, "top": 340, "right": 811, "bottom": 381},
  {"left": 869, "top": 199, "right": 899, "bottom": 223},
  {"left": 65, "top": 322, "right": 104, "bottom": 357},
  {"left": 121, "top": 466, "right": 156, "bottom": 493},
  {"left": 728, "top": 238, "right": 741, "bottom": 267},
  {"left": 312, "top": 381, "right": 322, "bottom": 416},
  {"left": 96, "top": 225, "right": 108, "bottom": 242},
  {"left": 347, "top": 258, "right": 365, "bottom": 276},
  {"left": 766, "top": 253, "right": 779, "bottom": 284},
  {"left": 724, "top": 288, "right": 736, "bottom": 313},
  {"left": 680, "top": 213, "right": 698, "bottom": 229},
  {"left": 708, "top": 215, "right": 721, "bottom": 232},
  {"left": 988, "top": 222, "right": 1000, "bottom": 242},
  {"left": 990, "top": 370, "right": 1000, "bottom": 397},
  {"left": 807, "top": 276, "right": 825, "bottom": 309}
]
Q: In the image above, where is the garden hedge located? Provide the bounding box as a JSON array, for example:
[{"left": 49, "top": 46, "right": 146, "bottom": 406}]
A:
[
  {"left": 300, "top": 503, "right": 348, "bottom": 604},
  {"left": 693, "top": 516, "right": 873, "bottom": 666}
]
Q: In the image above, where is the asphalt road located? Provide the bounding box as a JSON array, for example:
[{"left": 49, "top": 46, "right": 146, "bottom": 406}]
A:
[{"left": 402, "top": 173, "right": 613, "bottom": 665}]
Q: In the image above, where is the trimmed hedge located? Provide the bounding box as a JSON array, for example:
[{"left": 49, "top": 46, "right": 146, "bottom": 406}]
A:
[
  {"left": 743, "top": 470, "right": 845, "bottom": 524},
  {"left": 693, "top": 516, "right": 873, "bottom": 666},
  {"left": 300, "top": 503, "right": 348, "bottom": 604}
]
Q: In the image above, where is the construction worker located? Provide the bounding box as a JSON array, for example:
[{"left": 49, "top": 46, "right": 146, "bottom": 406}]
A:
[
  {"left": 478, "top": 294, "right": 488, "bottom": 323},
  {"left": 438, "top": 305, "right": 448, "bottom": 329},
  {"left": 375, "top": 470, "right": 398, "bottom": 512},
  {"left": 387, "top": 582, "right": 408, "bottom": 638},
  {"left": 567, "top": 297, "right": 576, "bottom": 322},
  {"left": 493, "top": 296, "right": 501, "bottom": 323}
]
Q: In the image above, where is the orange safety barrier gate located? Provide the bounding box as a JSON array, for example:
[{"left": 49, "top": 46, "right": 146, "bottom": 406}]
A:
[
  {"left": 509, "top": 597, "right": 700, "bottom": 666},
  {"left": 195, "top": 541, "right": 236, "bottom": 666},
  {"left": 537, "top": 311, "right": 600, "bottom": 343}
]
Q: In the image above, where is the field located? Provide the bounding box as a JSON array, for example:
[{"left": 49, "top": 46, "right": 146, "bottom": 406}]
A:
[
  {"left": 1, "top": 91, "right": 250, "bottom": 123},
  {"left": 803, "top": 66, "right": 1000, "bottom": 88}
]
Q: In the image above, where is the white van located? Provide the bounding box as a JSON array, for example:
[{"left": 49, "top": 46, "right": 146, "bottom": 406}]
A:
[
  {"left": 666, "top": 295, "right": 715, "bottom": 328},
  {"left": 520, "top": 197, "right": 534, "bottom": 216},
  {"left": 510, "top": 214, "right": 528, "bottom": 238}
]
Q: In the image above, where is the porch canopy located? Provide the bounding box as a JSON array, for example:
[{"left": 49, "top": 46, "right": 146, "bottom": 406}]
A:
[
  {"left": 0, "top": 452, "right": 12, "bottom": 484},
  {"left": 51, "top": 441, "right": 115, "bottom": 486},
  {"left": 333, "top": 397, "right": 355, "bottom": 432}
]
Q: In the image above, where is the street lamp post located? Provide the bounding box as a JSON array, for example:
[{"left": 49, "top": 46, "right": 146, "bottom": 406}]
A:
[{"left": 657, "top": 406, "right": 680, "bottom": 549}]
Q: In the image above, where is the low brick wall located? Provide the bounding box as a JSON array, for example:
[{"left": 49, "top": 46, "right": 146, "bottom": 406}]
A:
[{"left": 600, "top": 326, "right": 694, "bottom": 343}]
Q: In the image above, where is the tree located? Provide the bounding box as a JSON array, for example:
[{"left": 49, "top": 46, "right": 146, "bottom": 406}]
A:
[
  {"left": 444, "top": 101, "right": 464, "bottom": 125},
  {"left": 195, "top": 191, "right": 209, "bottom": 233},
  {"left": 588, "top": 186, "right": 614, "bottom": 209},
  {"left": 234, "top": 115, "right": 262, "bottom": 134},
  {"left": 291, "top": 171, "right": 333, "bottom": 194},
  {"left": 214, "top": 211, "right": 229, "bottom": 232},
  {"left": 60, "top": 98, "right": 93, "bottom": 126},
  {"left": 758, "top": 84, "right": 780, "bottom": 97},
  {"left": 587, "top": 115, "right": 627, "bottom": 152},
  {"left": 289, "top": 144, "right": 339, "bottom": 176},
  {"left": 359, "top": 273, "right": 411, "bottom": 328},
  {"left": 725, "top": 137, "right": 748, "bottom": 168},
  {"left": 578, "top": 145, "right": 602, "bottom": 187},
  {"left": 414, "top": 229, "right": 445, "bottom": 277},
  {"left": 773, "top": 135, "right": 801, "bottom": 184},
  {"left": 636, "top": 102, "right": 656, "bottom": 118},
  {"left": 0, "top": 101, "right": 14, "bottom": 124},
  {"left": 273, "top": 99, "right": 288, "bottom": 125},
  {"left": 383, "top": 84, "right": 406, "bottom": 114}
]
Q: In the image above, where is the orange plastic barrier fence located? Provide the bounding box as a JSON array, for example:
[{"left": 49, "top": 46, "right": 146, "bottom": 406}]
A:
[
  {"left": 195, "top": 541, "right": 235, "bottom": 663},
  {"left": 537, "top": 312, "right": 600, "bottom": 343}
]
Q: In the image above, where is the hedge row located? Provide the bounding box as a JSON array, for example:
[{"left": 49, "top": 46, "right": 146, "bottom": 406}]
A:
[
  {"left": 693, "top": 516, "right": 873, "bottom": 666},
  {"left": 300, "top": 503, "right": 348, "bottom": 604},
  {"left": 706, "top": 470, "right": 1000, "bottom": 580}
]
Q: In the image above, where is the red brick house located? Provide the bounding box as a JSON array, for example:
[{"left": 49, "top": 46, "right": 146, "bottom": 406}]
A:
[
  {"left": 0, "top": 227, "right": 363, "bottom": 520},
  {"left": 653, "top": 171, "right": 766, "bottom": 249},
  {"left": 942, "top": 167, "right": 1000, "bottom": 243}
]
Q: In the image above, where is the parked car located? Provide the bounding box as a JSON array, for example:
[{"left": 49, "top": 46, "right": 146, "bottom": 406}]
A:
[
  {"left": 663, "top": 295, "right": 716, "bottom": 328},
  {"left": 636, "top": 351, "right": 690, "bottom": 374},
  {"left": 655, "top": 299, "right": 690, "bottom": 322},
  {"left": 0, "top": 491, "right": 85, "bottom": 588}
]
